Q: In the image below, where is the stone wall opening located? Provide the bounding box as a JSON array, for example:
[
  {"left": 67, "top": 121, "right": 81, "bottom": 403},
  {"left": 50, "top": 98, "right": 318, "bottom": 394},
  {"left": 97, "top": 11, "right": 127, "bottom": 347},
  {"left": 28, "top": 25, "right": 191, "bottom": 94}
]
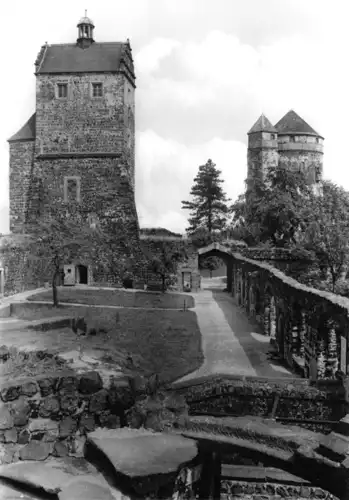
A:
[{"left": 76, "top": 264, "right": 88, "bottom": 285}]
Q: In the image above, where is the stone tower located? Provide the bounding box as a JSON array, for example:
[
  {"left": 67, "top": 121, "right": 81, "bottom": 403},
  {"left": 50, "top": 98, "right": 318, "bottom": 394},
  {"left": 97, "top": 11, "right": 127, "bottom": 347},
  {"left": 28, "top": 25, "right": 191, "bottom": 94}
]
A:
[
  {"left": 247, "top": 110, "right": 324, "bottom": 194},
  {"left": 247, "top": 114, "right": 278, "bottom": 191},
  {"left": 8, "top": 15, "right": 140, "bottom": 285},
  {"left": 275, "top": 110, "right": 324, "bottom": 189}
]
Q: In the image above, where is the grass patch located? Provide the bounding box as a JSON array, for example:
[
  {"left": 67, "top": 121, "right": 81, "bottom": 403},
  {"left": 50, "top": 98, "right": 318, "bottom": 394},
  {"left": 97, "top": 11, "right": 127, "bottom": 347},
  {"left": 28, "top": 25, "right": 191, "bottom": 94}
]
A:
[
  {"left": 0, "top": 347, "right": 69, "bottom": 381},
  {"left": 12, "top": 304, "right": 203, "bottom": 384},
  {"left": 27, "top": 288, "right": 195, "bottom": 309}
]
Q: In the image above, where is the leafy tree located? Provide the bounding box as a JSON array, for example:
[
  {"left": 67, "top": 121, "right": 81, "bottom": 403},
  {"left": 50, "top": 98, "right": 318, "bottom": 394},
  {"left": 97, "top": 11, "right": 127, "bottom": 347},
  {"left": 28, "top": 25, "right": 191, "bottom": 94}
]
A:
[
  {"left": 231, "top": 166, "right": 312, "bottom": 247},
  {"left": 301, "top": 181, "right": 349, "bottom": 292},
  {"left": 149, "top": 242, "right": 187, "bottom": 292},
  {"left": 199, "top": 256, "right": 224, "bottom": 278},
  {"left": 27, "top": 211, "right": 95, "bottom": 307},
  {"left": 182, "top": 159, "right": 230, "bottom": 235}
]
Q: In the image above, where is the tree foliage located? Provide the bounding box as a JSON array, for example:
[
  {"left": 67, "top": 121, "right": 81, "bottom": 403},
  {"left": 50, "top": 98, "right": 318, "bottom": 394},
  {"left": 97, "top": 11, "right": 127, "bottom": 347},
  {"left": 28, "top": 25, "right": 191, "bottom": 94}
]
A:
[
  {"left": 182, "top": 159, "right": 230, "bottom": 235},
  {"left": 26, "top": 211, "right": 95, "bottom": 306},
  {"left": 231, "top": 166, "right": 312, "bottom": 247},
  {"left": 147, "top": 242, "right": 188, "bottom": 292},
  {"left": 301, "top": 181, "right": 349, "bottom": 292}
]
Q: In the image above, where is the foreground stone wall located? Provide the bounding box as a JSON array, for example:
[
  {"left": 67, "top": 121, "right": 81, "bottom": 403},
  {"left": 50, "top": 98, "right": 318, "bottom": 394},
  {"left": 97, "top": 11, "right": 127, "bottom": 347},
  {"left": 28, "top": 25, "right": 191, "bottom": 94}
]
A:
[
  {"left": 0, "top": 370, "right": 131, "bottom": 464},
  {"left": 173, "top": 375, "right": 346, "bottom": 433}
]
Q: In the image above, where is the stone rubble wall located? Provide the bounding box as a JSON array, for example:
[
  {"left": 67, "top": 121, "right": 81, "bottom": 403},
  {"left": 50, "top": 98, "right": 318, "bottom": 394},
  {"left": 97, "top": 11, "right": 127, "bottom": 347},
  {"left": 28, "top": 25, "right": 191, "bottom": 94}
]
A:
[
  {"left": 0, "top": 370, "right": 132, "bottom": 464},
  {"left": 173, "top": 376, "right": 346, "bottom": 433},
  {"left": 221, "top": 480, "right": 337, "bottom": 500}
]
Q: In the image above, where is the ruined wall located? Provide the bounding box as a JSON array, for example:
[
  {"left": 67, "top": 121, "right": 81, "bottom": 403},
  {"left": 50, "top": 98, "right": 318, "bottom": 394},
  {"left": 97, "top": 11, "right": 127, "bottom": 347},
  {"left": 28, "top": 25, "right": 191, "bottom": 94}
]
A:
[{"left": 9, "top": 141, "right": 35, "bottom": 233}]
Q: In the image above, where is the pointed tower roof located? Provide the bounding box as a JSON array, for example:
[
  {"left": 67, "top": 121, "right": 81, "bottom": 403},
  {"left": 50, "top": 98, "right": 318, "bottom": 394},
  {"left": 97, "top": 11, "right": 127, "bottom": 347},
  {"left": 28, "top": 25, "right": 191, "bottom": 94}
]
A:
[
  {"left": 275, "top": 110, "right": 323, "bottom": 138},
  {"left": 8, "top": 113, "right": 36, "bottom": 142},
  {"left": 248, "top": 114, "right": 277, "bottom": 134}
]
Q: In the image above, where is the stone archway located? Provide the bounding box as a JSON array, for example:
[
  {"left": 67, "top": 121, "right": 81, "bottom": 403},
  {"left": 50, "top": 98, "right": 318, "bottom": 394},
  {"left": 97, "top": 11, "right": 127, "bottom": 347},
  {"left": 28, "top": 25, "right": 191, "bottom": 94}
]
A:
[{"left": 197, "top": 243, "right": 233, "bottom": 292}]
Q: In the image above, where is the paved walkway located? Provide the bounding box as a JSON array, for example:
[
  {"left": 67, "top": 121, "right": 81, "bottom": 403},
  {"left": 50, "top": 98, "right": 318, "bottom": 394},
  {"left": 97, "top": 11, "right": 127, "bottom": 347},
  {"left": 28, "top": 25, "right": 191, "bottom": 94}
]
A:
[{"left": 175, "top": 289, "right": 294, "bottom": 384}]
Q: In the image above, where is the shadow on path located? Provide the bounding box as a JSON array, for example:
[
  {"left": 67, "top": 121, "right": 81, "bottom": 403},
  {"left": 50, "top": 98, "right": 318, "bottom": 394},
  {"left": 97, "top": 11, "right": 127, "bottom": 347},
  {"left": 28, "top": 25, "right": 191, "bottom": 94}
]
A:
[{"left": 211, "top": 289, "right": 296, "bottom": 378}]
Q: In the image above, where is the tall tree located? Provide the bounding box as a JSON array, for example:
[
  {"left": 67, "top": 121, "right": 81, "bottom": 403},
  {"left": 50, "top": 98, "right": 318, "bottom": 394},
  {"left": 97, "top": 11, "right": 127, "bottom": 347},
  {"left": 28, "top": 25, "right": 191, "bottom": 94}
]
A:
[
  {"left": 182, "top": 159, "right": 230, "bottom": 235},
  {"left": 301, "top": 181, "right": 349, "bottom": 292}
]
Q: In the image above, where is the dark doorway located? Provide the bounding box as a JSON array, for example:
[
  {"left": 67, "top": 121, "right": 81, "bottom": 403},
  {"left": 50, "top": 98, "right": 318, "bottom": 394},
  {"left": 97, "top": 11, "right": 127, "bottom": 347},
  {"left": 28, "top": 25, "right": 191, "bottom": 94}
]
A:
[{"left": 77, "top": 265, "right": 88, "bottom": 284}]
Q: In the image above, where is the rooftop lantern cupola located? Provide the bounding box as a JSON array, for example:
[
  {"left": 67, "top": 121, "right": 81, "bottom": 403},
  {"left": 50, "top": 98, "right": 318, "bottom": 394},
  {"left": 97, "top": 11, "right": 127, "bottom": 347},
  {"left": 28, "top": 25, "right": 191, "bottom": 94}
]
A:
[{"left": 77, "top": 11, "right": 95, "bottom": 49}]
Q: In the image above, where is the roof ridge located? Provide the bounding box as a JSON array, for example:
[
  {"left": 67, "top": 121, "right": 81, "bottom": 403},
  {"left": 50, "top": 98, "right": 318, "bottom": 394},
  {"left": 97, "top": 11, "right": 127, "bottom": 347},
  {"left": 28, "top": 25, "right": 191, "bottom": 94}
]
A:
[{"left": 46, "top": 41, "right": 126, "bottom": 47}]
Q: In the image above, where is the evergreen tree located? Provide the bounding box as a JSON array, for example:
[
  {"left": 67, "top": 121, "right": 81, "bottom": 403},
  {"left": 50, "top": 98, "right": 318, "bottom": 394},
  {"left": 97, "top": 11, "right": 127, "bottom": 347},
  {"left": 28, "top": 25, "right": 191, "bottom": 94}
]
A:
[{"left": 182, "top": 159, "right": 230, "bottom": 235}]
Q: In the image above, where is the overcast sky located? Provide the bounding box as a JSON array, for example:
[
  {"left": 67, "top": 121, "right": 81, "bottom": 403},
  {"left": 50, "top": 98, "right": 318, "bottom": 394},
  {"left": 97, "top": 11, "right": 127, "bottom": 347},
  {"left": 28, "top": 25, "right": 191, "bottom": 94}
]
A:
[{"left": 0, "top": 0, "right": 348, "bottom": 234}]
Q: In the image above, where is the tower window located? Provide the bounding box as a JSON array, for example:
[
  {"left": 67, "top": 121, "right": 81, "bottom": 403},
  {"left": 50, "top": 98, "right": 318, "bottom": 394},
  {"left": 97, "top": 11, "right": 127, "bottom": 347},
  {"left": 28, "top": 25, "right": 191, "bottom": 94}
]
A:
[
  {"left": 271, "top": 134, "right": 275, "bottom": 140},
  {"left": 92, "top": 83, "right": 103, "bottom": 98},
  {"left": 57, "top": 83, "right": 68, "bottom": 99},
  {"left": 64, "top": 176, "right": 81, "bottom": 203}
]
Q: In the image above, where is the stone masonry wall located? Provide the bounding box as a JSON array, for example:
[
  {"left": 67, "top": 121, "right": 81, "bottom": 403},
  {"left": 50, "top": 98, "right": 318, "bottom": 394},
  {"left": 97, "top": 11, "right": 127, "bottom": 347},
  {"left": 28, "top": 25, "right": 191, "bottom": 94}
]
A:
[
  {"left": 9, "top": 141, "right": 35, "bottom": 233},
  {"left": 174, "top": 376, "right": 346, "bottom": 433},
  {"left": 35, "top": 73, "right": 128, "bottom": 154},
  {"left": 0, "top": 370, "right": 132, "bottom": 464}
]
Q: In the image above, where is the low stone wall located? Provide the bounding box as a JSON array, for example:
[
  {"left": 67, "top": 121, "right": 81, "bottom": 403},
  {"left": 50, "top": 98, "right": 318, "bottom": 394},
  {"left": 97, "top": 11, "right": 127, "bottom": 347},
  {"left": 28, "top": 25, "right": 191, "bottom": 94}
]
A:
[
  {"left": 173, "top": 376, "right": 346, "bottom": 433},
  {"left": 220, "top": 480, "right": 337, "bottom": 500},
  {"left": 0, "top": 369, "right": 132, "bottom": 464}
]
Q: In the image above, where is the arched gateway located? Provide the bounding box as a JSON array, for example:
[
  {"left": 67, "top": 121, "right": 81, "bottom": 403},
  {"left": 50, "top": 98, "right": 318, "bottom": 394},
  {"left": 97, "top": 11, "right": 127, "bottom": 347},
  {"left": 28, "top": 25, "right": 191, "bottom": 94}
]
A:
[{"left": 197, "top": 242, "right": 234, "bottom": 292}]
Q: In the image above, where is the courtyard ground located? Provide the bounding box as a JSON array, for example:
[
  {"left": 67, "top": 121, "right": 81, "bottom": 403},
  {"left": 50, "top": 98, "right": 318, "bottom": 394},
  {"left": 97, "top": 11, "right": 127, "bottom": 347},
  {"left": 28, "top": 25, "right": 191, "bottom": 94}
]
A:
[
  {"left": 0, "top": 304, "right": 203, "bottom": 384},
  {"left": 27, "top": 287, "right": 194, "bottom": 309}
]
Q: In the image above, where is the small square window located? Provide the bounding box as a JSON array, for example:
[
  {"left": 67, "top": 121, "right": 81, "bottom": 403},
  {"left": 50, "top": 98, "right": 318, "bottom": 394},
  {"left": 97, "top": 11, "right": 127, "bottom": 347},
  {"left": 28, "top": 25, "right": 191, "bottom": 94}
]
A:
[
  {"left": 57, "top": 83, "right": 68, "bottom": 99},
  {"left": 64, "top": 176, "right": 81, "bottom": 203},
  {"left": 271, "top": 134, "right": 275, "bottom": 140},
  {"left": 92, "top": 83, "right": 103, "bottom": 98}
]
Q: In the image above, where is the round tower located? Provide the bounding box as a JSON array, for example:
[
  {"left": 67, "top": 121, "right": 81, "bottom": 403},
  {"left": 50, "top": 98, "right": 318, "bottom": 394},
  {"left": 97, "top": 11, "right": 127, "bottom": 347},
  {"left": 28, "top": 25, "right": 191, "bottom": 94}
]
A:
[
  {"left": 275, "top": 110, "right": 324, "bottom": 190},
  {"left": 247, "top": 114, "right": 279, "bottom": 193}
]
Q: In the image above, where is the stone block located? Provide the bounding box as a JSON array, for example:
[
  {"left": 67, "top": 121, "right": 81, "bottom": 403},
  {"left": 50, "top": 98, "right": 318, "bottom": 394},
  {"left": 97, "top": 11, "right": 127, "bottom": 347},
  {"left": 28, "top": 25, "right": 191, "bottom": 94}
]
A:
[
  {"left": 20, "top": 380, "right": 38, "bottom": 397},
  {"left": 0, "top": 383, "right": 21, "bottom": 402},
  {"left": 0, "top": 445, "right": 14, "bottom": 465},
  {"left": 59, "top": 391, "right": 80, "bottom": 414},
  {"left": 89, "top": 389, "right": 108, "bottom": 413},
  {"left": 10, "top": 396, "right": 30, "bottom": 426},
  {"left": 37, "top": 376, "right": 57, "bottom": 397},
  {"left": 53, "top": 440, "right": 69, "bottom": 457},
  {"left": 0, "top": 405, "right": 14, "bottom": 430},
  {"left": 17, "top": 428, "right": 30, "bottom": 444},
  {"left": 19, "top": 441, "right": 53, "bottom": 461},
  {"left": 79, "top": 414, "right": 95, "bottom": 434},
  {"left": 57, "top": 374, "right": 79, "bottom": 393},
  {"left": 59, "top": 417, "right": 77, "bottom": 439},
  {"left": 4, "top": 428, "right": 17, "bottom": 444},
  {"left": 78, "top": 371, "right": 103, "bottom": 394},
  {"left": 38, "top": 396, "right": 60, "bottom": 418}
]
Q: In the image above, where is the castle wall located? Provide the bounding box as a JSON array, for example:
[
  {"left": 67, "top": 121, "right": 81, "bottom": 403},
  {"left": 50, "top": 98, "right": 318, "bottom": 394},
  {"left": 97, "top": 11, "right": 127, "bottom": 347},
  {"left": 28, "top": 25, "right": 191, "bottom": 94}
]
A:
[
  {"left": 35, "top": 73, "right": 130, "bottom": 155},
  {"left": 9, "top": 141, "right": 35, "bottom": 233}
]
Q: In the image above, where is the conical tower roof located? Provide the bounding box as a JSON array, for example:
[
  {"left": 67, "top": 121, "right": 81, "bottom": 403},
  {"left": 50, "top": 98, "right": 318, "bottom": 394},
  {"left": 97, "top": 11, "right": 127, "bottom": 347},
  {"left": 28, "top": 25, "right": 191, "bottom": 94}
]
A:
[
  {"left": 275, "top": 110, "right": 323, "bottom": 138},
  {"left": 248, "top": 114, "right": 277, "bottom": 134}
]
